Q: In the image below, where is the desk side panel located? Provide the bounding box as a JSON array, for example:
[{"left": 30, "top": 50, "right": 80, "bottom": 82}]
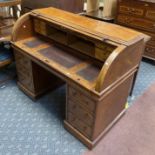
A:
[
  {"left": 95, "top": 39, "right": 145, "bottom": 92},
  {"left": 12, "top": 13, "right": 33, "bottom": 42}
]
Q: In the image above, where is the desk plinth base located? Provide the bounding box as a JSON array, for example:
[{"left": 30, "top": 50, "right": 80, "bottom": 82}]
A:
[
  {"left": 64, "top": 109, "right": 126, "bottom": 149},
  {"left": 17, "top": 82, "right": 49, "bottom": 100},
  {"left": 17, "top": 81, "right": 64, "bottom": 100}
]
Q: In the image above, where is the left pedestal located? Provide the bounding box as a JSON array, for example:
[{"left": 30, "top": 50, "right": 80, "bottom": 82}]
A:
[{"left": 14, "top": 50, "right": 63, "bottom": 99}]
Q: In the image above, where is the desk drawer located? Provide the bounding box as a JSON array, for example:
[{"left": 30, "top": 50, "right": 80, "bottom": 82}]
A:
[
  {"left": 119, "top": 5, "right": 144, "bottom": 16},
  {"left": 117, "top": 14, "right": 155, "bottom": 32},
  {"left": 68, "top": 87, "right": 95, "bottom": 112},
  {"left": 147, "top": 34, "right": 155, "bottom": 47},
  {"left": 68, "top": 100, "right": 94, "bottom": 127},
  {"left": 15, "top": 52, "right": 32, "bottom": 70},
  {"left": 144, "top": 45, "right": 155, "bottom": 59},
  {"left": 15, "top": 52, "right": 34, "bottom": 92},
  {"left": 145, "top": 10, "right": 155, "bottom": 21},
  {"left": 67, "top": 112, "right": 92, "bottom": 138}
]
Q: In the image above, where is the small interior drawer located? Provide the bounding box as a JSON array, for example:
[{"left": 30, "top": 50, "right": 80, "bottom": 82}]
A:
[
  {"left": 95, "top": 47, "right": 112, "bottom": 62},
  {"left": 68, "top": 34, "right": 95, "bottom": 57}
]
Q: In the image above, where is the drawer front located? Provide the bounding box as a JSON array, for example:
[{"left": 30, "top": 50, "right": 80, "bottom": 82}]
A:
[
  {"left": 68, "top": 87, "right": 95, "bottom": 112},
  {"left": 15, "top": 52, "right": 32, "bottom": 70},
  {"left": 95, "top": 47, "right": 113, "bottom": 62},
  {"left": 67, "top": 112, "right": 92, "bottom": 138},
  {"left": 34, "top": 19, "right": 47, "bottom": 36},
  {"left": 147, "top": 36, "right": 155, "bottom": 47},
  {"left": 16, "top": 60, "right": 32, "bottom": 75},
  {"left": 117, "top": 14, "right": 155, "bottom": 32},
  {"left": 15, "top": 52, "right": 34, "bottom": 92},
  {"left": 144, "top": 45, "right": 155, "bottom": 59},
  {"left": 17, "top": 72, "right": 34, "bottom": 91},
  {"left": 145, "top": 10, "right": 155, "bottom": 21},
  {"left": 140, "top": 31, "right": 155, "bottom": 46},
  {"left": 68, "top": 100, "right": 94, "bottom": 127},
  {"left": 119, "top": 5, "right": 144, "bottom": 16}
]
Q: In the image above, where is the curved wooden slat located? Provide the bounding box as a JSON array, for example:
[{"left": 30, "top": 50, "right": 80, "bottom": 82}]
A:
[{"left": 12, "top": 12, "right": 33, "bottom": 42}]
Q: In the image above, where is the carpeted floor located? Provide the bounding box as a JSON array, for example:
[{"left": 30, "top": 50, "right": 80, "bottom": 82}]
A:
[
  {"left": 84, "top": 74, "right": 155, "bottom": 155},
  {"left": 0, "top": 60, "right": 155, "bottom": 155}
]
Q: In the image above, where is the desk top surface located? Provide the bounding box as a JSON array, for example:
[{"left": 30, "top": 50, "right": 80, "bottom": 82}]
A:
[{"left": 32, "top": 7, "right": 147, "bottom": 46}]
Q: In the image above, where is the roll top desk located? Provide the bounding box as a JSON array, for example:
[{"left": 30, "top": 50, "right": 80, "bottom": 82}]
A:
[{"left": 12, "top": 7, "right": 148, "bottom": 149}]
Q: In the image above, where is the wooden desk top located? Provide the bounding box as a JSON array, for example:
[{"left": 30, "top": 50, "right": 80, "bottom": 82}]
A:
[{"left": 32, "top": 7, "right": 146, "bottom": 46}]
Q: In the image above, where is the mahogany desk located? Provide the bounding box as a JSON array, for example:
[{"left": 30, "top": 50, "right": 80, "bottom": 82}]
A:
[{"left": 12, "top": 7, "right": 148, "bottom": 149}]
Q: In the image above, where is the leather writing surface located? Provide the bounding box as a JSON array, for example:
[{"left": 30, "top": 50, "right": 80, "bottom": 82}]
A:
[{"left": 38, "top": 46, "right": 83, "bottom": 68}]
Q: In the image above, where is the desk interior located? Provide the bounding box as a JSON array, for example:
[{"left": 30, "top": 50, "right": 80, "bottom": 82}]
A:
[{"left": 15, "top": 37, "right": 102, "bottom": 91}]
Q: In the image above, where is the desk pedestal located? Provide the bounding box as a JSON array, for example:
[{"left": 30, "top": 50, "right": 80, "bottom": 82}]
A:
[{"left": 14, "top": 51, "right": 64, "bottom": 99}]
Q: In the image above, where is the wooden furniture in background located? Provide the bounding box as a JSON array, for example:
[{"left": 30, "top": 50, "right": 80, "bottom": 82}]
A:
[
  {"left": 12, "top": 7, "right": 147, "bottom": 149},
  {"left": 116, "top": 0, "right": 155, "bottom": 61},
  {"left": 0, "top": 0, "right": 21, "bottom": 68},
  {"left": 0, "top": 0, "right": 21, "bottom": 41},
  {"left": 84, "top": 0, "right": 117, "bottom": 21},
  {"left": 21, "top": 0, "right": 84, "bottom": 14}
]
